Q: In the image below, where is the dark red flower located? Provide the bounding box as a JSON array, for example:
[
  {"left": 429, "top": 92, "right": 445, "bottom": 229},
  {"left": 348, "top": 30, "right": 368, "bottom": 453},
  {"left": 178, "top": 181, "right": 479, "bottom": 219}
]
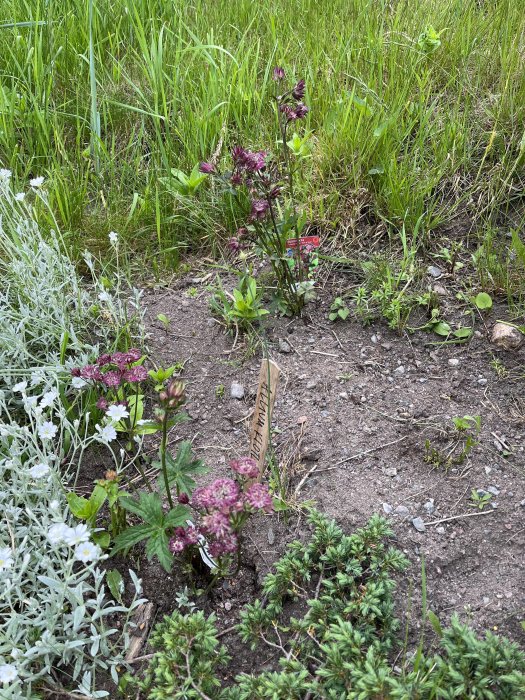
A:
[
  {"left": 71, "top": 368, "right": 81, "bottom": 377},
  {"left": 228, "top": 237, "right": 241, "bottom": 252},
  {"left": 250, "top": 199, "right": 269, "bottom": 221},
  {"left": 230, "top": 172, "right": 243, "bottom": 186},
  {"left": 269, "top": 186, "right": 281, "bottom": 200},
  {"left": 123, "top": 366, "right": 148, "bottom": 383},
  {"left": 102, "top": 370, "right": 122, "bottom": 388},
  {"left": 96, "top": 397, "right": 109, "bottom": 410},
  {"left": 96, "top": 354, "right": 113, "bottom": 367},
  {"left": 199, "top": 162, "right": 215, "bottom": 174},
  {"left": 80, "top": 365, "right": 103, "bottom": 382},
  {"left": 178, "top": 492, "right": 190, "bottom": 505},
  {"left": 124, "top": 348, "right": 142, "bottom": 363},
  {"left": 294, "top": 103, "right": 309, "bottom": 119},
  {"left": 292, "top": 79, "right": 306, "bottom": 100},
  {"left": 272, "top": 66, "right": 285, "bottom": 81}
]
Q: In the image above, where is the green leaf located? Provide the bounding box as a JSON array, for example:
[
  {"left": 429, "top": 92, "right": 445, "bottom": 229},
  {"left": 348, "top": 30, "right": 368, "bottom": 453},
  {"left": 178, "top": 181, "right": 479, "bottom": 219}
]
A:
[
  {"left": 113, "top": 523, "right": 155, "bottom": 552},
  {"left": 164, "top": 505, "right": 191, "bottom": 528},
  {"left": 453, "top": 327, "right": 472, "bottom": 339},
  {"left": 427, "top": 610, "right": 443, "bottom": 638},
  {"left": 66, "top": 492, "right": 92, "bottom": 520},
  {"left": 106, "top": 569, "right": 124, "bottom": 603},
  {"left": 92, "top": 530, "right": 111, "bottom": 549},
  {"left": 338, "top": 307, "right": 350, "bottom": 320},
  {"left": 156, "top": 441, "right": 208, "bottom": 496},
  {"left": 119, "top": 492, "right": 164, "bottom": 525},
  {"left": 433, "top": 321, "right": 451, "bottom": 337},
  {"left": 474, "top": 292, "right": 492, "bottom": 310},
  {"left": 145, "top": 530, "right": 172, "bottom": 572}
]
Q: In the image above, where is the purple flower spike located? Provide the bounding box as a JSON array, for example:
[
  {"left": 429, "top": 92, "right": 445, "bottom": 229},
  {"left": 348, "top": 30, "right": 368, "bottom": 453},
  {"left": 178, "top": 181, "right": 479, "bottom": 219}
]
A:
[
  {"left": 272, "top": 66, "right": 285, "bottom": 81},
  {"left": 199, "top": 162, "right": 215, "bottom": 174},
  {"left": 228, "top": 237, "right": 241, "bottom": 252},
  {"left": 250, "top": 199, "right": 269, "bottom": 221},
  {"left": 292, "top": 79, "right": 306, "bottom": 100},
  {"left": 294, "top": 103, "right": 309, "bottom": 119}
]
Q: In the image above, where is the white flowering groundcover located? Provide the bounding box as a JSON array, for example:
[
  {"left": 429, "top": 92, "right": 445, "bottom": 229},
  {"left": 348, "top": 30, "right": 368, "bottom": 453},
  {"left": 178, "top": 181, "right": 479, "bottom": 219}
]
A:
[{"left": 0, "top": 173, "right": 145, "bottom": 698}]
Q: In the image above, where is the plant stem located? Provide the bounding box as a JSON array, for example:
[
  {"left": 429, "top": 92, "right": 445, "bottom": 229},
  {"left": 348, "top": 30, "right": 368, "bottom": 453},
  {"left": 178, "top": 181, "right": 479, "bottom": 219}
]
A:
[{"left": 160, "top": 412, "right": 174, "bottom": 509}]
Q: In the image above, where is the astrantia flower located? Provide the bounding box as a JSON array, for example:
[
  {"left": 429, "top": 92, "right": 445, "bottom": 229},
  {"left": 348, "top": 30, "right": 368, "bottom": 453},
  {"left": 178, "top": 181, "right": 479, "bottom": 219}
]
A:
[
  {"left": 96, "top": 353, "right": 113, "bottom": 367},
  {"left": 199, "top": 161, "right": 215, "bottom": 174},
  {"left": 123, "top": 366, "right": 148, "bottom": 383},
  {"left": 108, "top": 231, "right": 118, "bottom": 245},
  {"left": 201, "top": 511, "right": 232, "bottom": 538},
  {"left": 125, "top": 348, "right": 142, "bottom": 362},
  {"left": 38, "top": 421, "right": 57, "bottom": 440},
  {"left": 29, "top": 176, "right": 45, "bottom": 187},
  {"left": 272, "top": 66, "right": 285, "bottom": 81},
  {"left": 210, "top": 478, "right": 240, "bottom": 508},
  {"left": 96, "top": 397, "right": 109, "bottom": 410},
  {"left": 292, "top": 79, "right": 306, "bottom": 100},
  {"left": 106, "top": 404, "right": 129, "bottom": 422},
  {"left": 80, "top": 364, "right": 103, "bottom": 381},
  {"left": 15, "top": 192, "right": 25, "bottom": 202},
  {"left": 71, "top": 367, "right": 81, "bottom": 377},
  {"left": 29, "top": 463, "right": 50, "bottom": 479},
  {"left": 209, "top": 532, "right": 238, "bottom": 558},
  {"left": 12, "top": 381, "right": 27, "bottom": 393},
  {"left": 101, "top": 370, "right": 122, "bottom": 388},
  {"left": 74, "top": 541, "right": 101, "bottom": 563},
  {"left": 0, "top": 663, "right": 18, "bottom": 684},
  {"left": 40, "top": 390, "right": 58, "bottom": 408},
  {"left": 0, "top": 547, "right": 14, "bottom": 571},
  {"left": 243, "top": 150, "right": 267, "bottom": 173},
  {"left": 71, "top": 376, "right": 87, "bottom": 389},
  {"left": 169, "top": 537, "right": 186, "bottom": 553},
  {"left": 230, "top": 456, "right": 259, "bottom": 480},
  {"left": 47, "top": 522, "right": 70, "bottom": 545},
  {"left": 96, "top": 423, "right": 117, "bottom": 443},
  {"left": 65, "top": 523, "right": 90, "bottom": 546},
  {"left": 245, "top": 483, "right": 273, "bottom": 512},
  {"left": 250, "top": 199, "right": 269, "bottom": 221}
]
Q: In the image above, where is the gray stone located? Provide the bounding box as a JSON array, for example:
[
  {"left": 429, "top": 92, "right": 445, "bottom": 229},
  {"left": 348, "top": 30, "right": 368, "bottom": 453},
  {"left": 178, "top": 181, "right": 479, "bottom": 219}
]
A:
[
  {"left": 487, "top": 486, "right": 500, "bottom": 496},
  {"left": 423, "top": 499, "right": 435, "bottom": 515},
  {"left": 436, "top": 526, "right": 446, "bottom": 535},
  {"left": 394, "top": 365, "right": 405, "bottom": 375},
  {"left": 382, "top": 502, "right": 393, "bottom": 514},
  {"left": 230, "top": 382, "right": 245, "bottom": 399},
  {"left": 427, "top": 265, "right": 443, "bottom": 278},
  {"left": 412, "top": 517, "right": 426, "bottom": 532},
  {"left": 383, "top": 467, "right": 397, "bottom": 477},
  {"left": 448, "top": 358, "right": 460, "bottom": 367},
  {"left": 278, "top": 339, "right": 292, "bottom": 353},
  {"left": 395, "top": 505, "right": 410, "bottom": 518},
  {"left": 491, "top": 323, "right": 524, "bottom": 351}
]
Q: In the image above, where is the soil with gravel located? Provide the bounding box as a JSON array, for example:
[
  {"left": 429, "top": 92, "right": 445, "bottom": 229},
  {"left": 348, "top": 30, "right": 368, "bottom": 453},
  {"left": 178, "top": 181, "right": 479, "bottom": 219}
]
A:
[{"left": 95, "top": 270, "right": 525, "bottom": 684}]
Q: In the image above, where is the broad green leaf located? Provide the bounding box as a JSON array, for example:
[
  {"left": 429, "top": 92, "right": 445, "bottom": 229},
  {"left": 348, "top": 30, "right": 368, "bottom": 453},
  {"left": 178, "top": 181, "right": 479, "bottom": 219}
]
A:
[
  {"left": 112, "top": 524, "right": 154, "bottom": 553},
  {"left": 119, "top": 492, "right": 164, "bottom": 525},
  {"left": 164, "top": 505, "right": 191, "bottom": 528},
  {"left": 433, "top": 321, "right": 451, "bottom": 337},
  {"left": 339, "top": 307, "right": 350, "bottom": 320},
  {"left": 145, "top": 530, "right": 172, "bottom": 572},
  {"left": 106, "top": 569, "right": 124, "bottom": 603},
  {"left": 427, "top": 610, "right": 443, "bottom": 638},
  {"left": 474, "top": 292, "right": 492, "bottom": 310},
  {"left": 92, "top": 530, "right": 110, "bottom": 549},
  {"left": 156, "top": 441, "right": 208, "bottom": 495},
  {"left": 66, "top": 492, "right": 92, "bottom": 520},
  {"left": 453, "top": 327, "right": 472, "bottom": 339}
]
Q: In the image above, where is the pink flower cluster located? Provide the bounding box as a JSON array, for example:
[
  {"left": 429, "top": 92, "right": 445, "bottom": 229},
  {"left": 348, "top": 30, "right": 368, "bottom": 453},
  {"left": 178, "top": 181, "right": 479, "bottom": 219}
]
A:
[
  {"left": 71, "top": 349, "right": 147, "bottom": 388},
  {"left": 169, "top": 457, "right": 272, "bottom": 560}
]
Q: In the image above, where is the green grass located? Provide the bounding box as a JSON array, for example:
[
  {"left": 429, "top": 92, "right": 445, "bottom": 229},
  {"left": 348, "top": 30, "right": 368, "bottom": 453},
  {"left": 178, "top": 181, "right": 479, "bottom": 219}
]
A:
[{"left": 0, "top": 0, "right": 524, "bottom": 277}]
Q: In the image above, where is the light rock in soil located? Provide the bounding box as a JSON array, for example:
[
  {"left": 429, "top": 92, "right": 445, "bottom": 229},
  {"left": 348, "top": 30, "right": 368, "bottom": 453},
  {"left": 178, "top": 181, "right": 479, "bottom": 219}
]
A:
[
  {"left": 487, "top": 486, "right": 500, "bottom": 496},
  {"left": 395, "top": 505, "right": 410, "bottom": 518},
  {"left": 382, "top": 502, "right": 393, "bottom": 514},
  {"left": 491, "top": 323, "right": 524, "bottom": 351},
  {"left": 436, "top": 526, "right": 446, "bottom": 535},
  {"left": 423, "top": 499, "right": 435, "bottom": 515},
  {"left": 412, "top": 517, "right": 426, "bottom": 532},
  {"left": 427, "top": 265, "right": 443, "bottom": 278},
  {"left": 230, "top": 381, "right": 245, "bottom": 399},
  {"left": 448, "top": 358, "right": 460, "bottom": 367},
  {"left": 383, "top": 467, "right": 397, "bottom": 477},
  {"left": 278, "top": 338, "right": 292, "bottom": 353}
]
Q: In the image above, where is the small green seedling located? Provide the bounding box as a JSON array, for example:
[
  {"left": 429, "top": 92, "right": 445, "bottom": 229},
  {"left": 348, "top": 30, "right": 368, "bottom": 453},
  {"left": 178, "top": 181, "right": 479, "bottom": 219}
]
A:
[
  {"left": 157, "top": 313, "right": 170, "bottom": 332},
  {"left": 215, "top": 384, "right": 225, "bottom": 399},
  {"left": 453, "top": 415, "right": 481, "bottom": 433},
  {"left": 186, "top": 287, "right": 198, "bottom": 298},
  {"left": 473, "top": 292, "right": 493, "bottom": 311},
  {"left": 469, "top": 489, "right": 492, "bottom": 510},
  {"left": 329, "top": 296, "right": 350, "bottom": 321},
  {"left": 164, "top": 164, "right": 208, "bottom": 196},
  {"left": 148, "top": 365, "right": 179, "bottom": 391}
]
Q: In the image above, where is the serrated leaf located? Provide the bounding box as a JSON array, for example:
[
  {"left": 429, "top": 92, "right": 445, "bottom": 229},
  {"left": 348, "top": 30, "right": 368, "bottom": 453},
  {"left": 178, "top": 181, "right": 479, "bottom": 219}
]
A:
[
  {"left": 112, "top": 524, "right": 155, "bottom": 554},
  {"left": 145, "top": 530, "right": 172, "bottom": 572},
  {"left": 156, "top": 441, "right": 208, "bottom": 495},
  {"left": 119, "top": 492, "right": 164, "bottom": 525}
]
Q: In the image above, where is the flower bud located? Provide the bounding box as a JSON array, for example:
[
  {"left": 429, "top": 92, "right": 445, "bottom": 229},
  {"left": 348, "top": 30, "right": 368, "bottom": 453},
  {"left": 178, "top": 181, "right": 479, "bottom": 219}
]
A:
[
  {"left": 167, "top": 380, "right": 185, "bottom": 403},
  {"left": 158, "top": 391, "right": 168, "bottom": 403},
  {"left": 178, "top": 492, "right": 190, "bottom": 504}
]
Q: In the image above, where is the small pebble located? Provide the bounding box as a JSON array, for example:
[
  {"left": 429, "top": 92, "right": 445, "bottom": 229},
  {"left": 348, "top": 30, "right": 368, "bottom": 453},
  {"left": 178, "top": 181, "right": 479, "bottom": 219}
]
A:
[
  {"left": 448, "top": 358, "right": 460, "bottom": 367},
  {"left": 423, "top": 499, "right": 435, "bottom": 515},
  {"left": 436, "top": 526, "right": 445, "bottom": 535},
  {"left": 278, "top": 339, "right": 292, "bottom": 353},
  {"left": 230, "top": 382, "right": 245, "bottom": 399},
  {"left": 394, "top": 365, "right": 405, "bottom": 375},
  {"left": 395, "top": 505, "right": 410, "bottom": 518},
  {"left": 384, "top": 467, "right": 397, "bottom": 477},
  {"left": 427, "top": 265, "right": 443, "bottom": 278},
  {"left": 382, "top": 503, "right": 393, "bottom": 514},
  {"left": 487, "top": 486, "right": 500, "bottom": 496},
  {"left": 412, "top": 517, "right": 426, "bottom": 533}
]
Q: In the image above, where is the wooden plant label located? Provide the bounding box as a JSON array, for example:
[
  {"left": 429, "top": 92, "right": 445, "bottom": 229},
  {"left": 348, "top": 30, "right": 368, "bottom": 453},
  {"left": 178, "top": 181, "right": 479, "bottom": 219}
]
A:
[{"left": 249, "top": 359, "right": 280, "bottom": 478}]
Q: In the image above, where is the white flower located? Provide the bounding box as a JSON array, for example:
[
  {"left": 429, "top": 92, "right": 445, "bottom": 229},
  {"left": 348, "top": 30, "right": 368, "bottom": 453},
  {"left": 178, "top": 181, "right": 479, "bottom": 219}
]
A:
[
  {"left": 95, "top": 423, "right": 117, "bottom": 443},
  {"left": 64, "top": 523, "right": 90, "bottom": 546},
  {"left": 29, "top": 463, "right": 50, "bottom": 478},
  {"left": 29, "top": 176, "right": 45, "bottom": 187},
  {"left": 30, "top": 371, "right": 44, "bottom": 386},
  {"left": 74, "top": 541, "right": 101, "bottom": 563},
  {"left": 14, "top": 192, "right": 25, "bottom": 202},
  {"left": 24, "top": 396, "right": 38, "bottom": 412},
  {"left": 49, "top": 499, "right": 60, "bottom": 510},
  {"left": 71, "top": 376, "right": 87, "bottom": 389},
  {"left": 0, "top": 547, "right": 14, "bottom": 571},
  {"left": 0, "top": 663, "right": 18, "bottom": 684},
  {"left": 47, "top": 522, "right": 70, "bottom": 545},
  {"left": 106, "top": 404, "right": 129, "bottom": 422},
  {"left": 98, "top": 291, "right": 111, "bottom": 303},
  {"left": 12, "top": 381, "right": 27, "bottom": 393},
  {"left": 40, "top": 390, "right": 58, "bottom": 408},
  {"left": 108, "top": 231, "right": 118, "bottom": 245},
  {"left": 38, "top": 421, "right": 57, "bottom": 440},
  {"left": 0, "top": 168, "right": 12, "bottom": 180}
]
